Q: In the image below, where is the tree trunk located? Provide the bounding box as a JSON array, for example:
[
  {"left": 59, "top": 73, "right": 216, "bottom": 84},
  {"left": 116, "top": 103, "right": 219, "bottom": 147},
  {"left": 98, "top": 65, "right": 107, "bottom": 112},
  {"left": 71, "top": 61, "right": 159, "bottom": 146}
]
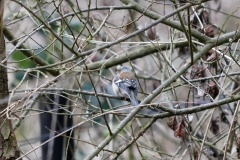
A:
[{"left": 0, "top": 0, "right": 21, "bottom": 159}]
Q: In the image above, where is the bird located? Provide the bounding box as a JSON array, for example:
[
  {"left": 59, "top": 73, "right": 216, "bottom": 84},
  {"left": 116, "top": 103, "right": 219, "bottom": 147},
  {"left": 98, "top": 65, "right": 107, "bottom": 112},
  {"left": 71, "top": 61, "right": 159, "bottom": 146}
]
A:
[{"left": 112, "top": 66, "right": 139, "bottom": 106}]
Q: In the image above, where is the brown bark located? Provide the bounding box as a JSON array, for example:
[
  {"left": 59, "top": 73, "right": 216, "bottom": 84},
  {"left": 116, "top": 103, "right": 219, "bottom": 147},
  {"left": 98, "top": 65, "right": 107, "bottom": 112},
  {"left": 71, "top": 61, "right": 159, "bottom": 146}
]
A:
[{"left": 0, "top": 0, "right": 21, "bottom": 159}]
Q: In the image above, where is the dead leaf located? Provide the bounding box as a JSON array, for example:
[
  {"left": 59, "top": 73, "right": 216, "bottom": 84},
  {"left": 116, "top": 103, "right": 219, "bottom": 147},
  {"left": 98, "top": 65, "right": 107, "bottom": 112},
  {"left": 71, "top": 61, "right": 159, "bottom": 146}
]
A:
[
  {"left": 207, "top": 49, "right": 217, "bottom": 62},
  {"left": 194, "top": 147, "right": 198, "bottom": 160},
  {"left": 191, "top": 64, "right": 206, "bottom": 82},
  {"left": 210, "top": 118, "right": 219, "bottom": 135},
  {"left": 174, "top": 118, "right": 185, "bottom": 138},
  {"left": 167, "top": 116, "right": 177, "bottom": 130},
  {"left": 205, "top": 80, "right": 219, "bottom": 99},
  {"left": 204, "top": 24, "right": 219, "bottom": 37}
]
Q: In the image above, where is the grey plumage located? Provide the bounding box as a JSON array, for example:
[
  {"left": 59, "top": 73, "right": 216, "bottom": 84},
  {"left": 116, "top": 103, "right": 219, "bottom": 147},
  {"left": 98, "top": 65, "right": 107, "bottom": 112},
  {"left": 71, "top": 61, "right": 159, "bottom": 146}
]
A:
[{"left": 112, "top": 66, "right": 139, "bottom": 106}]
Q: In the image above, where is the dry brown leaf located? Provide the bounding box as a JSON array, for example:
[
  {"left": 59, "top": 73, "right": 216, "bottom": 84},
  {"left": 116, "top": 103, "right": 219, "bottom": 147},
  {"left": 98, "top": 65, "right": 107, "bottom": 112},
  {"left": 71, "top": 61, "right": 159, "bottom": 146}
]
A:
[
  {"left": 210, "top": 118, "right": 219, "bottom": 135},
  {"left": 207, "top": 49, "right": 217, "bottom": 62},
  {"left": 191, "top": 64, "right": 206, "bottom": 82},
  {"left": 167, "top": 116, "right": 177, "bottom": 130},
  {"left": 168, "top": 116, "right": 187, "bottom": 138},
  {"left": 174, "top": 118, "right": 185, "bottom": 138},
  {"left": 205, "top": 80, "right": 219, "bottom": 99},
  {"left": 204, "top": 24, "right": 216, "bottom": 37},
  {"left": 194, "top": 147, "right": 198, "bottom": 160}
]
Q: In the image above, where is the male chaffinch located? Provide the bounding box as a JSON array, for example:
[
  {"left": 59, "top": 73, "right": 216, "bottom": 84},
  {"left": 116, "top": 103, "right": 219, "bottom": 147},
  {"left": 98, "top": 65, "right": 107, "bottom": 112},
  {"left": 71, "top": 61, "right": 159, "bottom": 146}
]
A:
[{"left": 112, "top": 66, "right": 139, "bottom": 106}]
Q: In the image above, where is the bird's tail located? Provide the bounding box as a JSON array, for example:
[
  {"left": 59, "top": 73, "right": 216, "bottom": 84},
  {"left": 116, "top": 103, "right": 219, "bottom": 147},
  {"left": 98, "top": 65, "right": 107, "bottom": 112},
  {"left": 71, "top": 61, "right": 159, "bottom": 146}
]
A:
[{"left": 129, "top": 90, "right": 139, "bottom": 106}]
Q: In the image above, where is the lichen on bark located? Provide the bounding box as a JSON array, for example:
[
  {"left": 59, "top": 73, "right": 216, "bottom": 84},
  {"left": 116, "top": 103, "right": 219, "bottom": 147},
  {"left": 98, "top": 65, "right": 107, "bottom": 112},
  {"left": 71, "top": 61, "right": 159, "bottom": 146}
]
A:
[{"left": 0, "top": 0, "right": 21, "bottom": 159}]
